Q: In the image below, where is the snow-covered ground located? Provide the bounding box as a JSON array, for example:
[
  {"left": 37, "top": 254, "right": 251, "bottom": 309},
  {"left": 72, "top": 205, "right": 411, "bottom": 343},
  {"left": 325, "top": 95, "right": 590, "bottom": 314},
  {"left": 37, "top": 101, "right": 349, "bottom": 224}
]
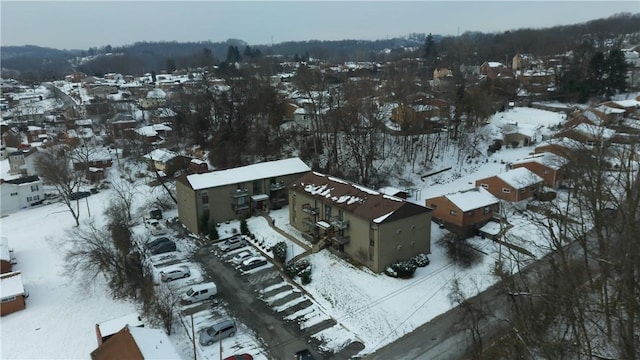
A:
[{"left": 0, "top": 106, "right": 593, "bottom": 358}]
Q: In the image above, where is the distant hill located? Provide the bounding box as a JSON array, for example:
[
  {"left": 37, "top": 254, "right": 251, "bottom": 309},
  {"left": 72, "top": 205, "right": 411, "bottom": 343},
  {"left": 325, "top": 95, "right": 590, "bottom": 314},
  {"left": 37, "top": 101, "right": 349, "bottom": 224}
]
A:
[{"left": 1, "top": 12, "right": 638, "bottom": 81}]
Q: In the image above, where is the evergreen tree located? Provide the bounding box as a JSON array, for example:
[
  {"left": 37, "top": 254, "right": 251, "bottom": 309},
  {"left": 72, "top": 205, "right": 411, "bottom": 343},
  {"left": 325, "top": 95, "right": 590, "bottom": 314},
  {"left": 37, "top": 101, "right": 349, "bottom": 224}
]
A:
[
  {"left": 208, "top": 220, "right": 219, "bottom": 240},
  {"left": 604, "top": 49, "right": 628, "bottom": 98},
  {"left": 199, "top": 213, "right": 209, "bottom": 235},
  {"left": 240, "top": 218, "right": 249, "bottom": 235}
]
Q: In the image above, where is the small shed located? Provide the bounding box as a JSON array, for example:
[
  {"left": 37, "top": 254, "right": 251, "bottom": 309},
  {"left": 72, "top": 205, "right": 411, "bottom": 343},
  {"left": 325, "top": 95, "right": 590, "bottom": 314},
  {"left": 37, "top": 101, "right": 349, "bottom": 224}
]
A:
[{"left": 1, "top": 271, "right": 27, "bottom": 316}]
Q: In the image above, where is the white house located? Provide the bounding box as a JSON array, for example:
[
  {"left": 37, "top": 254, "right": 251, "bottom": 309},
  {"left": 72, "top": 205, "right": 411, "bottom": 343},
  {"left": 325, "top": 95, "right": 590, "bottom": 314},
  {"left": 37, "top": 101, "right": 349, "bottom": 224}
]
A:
[{"left": 0, "top": 176, "right": 44, "bottom": 216}]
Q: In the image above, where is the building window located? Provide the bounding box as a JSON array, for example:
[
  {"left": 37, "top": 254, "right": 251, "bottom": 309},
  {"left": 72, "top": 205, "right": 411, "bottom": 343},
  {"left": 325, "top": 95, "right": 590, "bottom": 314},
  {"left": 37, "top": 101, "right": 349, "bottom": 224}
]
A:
[
  {"left": 502, "top": 188, "right": 511, "bottom": 193},
  {"left": 369, "top": 239, "right": 374, "bottom": 247},
  {"left": 31, "top": 184, "right": 39, "bottom": 192},
  {"left": 480, "top": 183, "right": 489, "bottom": 189},
  {"left": 449, "top": 210, "right": 457, "bottom": 216},
  {"left": 202, "top": 203, "right": 209, "bottom": 210},
  {"left": 324, "top": 205, "right": 332, "bottom": 219},
  {"left": 466, "top": 210, "right": 474, "bottom": 216},
  {"left": 429, "top": 204, "right": 437, "bottom": 209},
  {"left": 10, "top": 192, "right": 17, "bottom": 196},
  {"left": 1, "top": 296, "right": 16, "bottom": 303},
  {"left": 200, "top": 191, "right": 209, "bottom": 204},
  {"left": 483, "top": 206, "right": 491, "bottom": 214},
  {"left": 519, "top": 188, "right": 526, "bottom": 193}
]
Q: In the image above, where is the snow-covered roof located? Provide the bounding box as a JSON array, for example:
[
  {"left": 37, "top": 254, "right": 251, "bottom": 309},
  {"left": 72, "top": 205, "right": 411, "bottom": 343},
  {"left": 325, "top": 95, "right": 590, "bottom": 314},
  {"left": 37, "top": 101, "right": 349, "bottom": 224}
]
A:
[
  {"left": 496, "top": 167, "right": 543, "bottom": 188},
  {"left": 292, "top": 172, "right": 429, "bottom": 223},
  {"left": 612, "top": 99, "right": 640, "bottom": 108},
  {"left": 128, "top": 326, "right": 181, "bottom": 359},
  {"left": 0, "top": 271, "right": 25, "bottom": 299},
  {"left": 512, "top": 152, "right": 568, "bottom": 170},
  {"left": 572, "top": 123, "right": 616, "bottom": 140},
  {"left": 378, "top": 186, "right": 405, "bottom": 196},
  {"left": 74, "top": 119, "right": 93, "bottom": 126},
  {"left": 595, "top": 105, "right": 625, "bottom": 115},
  {"left": 143, "top": 149, "right": 179, "bottom": 163},
  {"left": 186, "top": 157, "right": 310, "bottom": 190},
  {"left": 443, "top": 187, "right": 500, "bottom": 212},
  {"left": 0, "top": 237, "right": 10, "bottom": 262},
  {"left": 97, "top": 313, "right": 144, "bottom": 338},
  {"left": 487, "top": 62, "right": 504, "bottom": 68},
  {"left": 146, "top": 88, "right": 166, "bottom": 99},
  {"left": 135, "top": 124, "right": 172, "bottom": 137},
  {"left": 478, "top": 221, "right": 502, "bottom": 236}
]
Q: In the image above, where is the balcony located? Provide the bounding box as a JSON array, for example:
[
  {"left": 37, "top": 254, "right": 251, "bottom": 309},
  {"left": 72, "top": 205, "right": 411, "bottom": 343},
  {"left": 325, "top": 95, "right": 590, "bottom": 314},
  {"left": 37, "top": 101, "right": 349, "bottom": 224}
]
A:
[
  {"left": 233, "top": 202, "right": 250, "bottom": 211},
  {"left": 231, "top": 188, "right": 248, "bottom": 198},
  {"left": 302, "top": 217, "right": 316, "bottom": 229},
  {"left": 302, "top": 203, "right": 318, "bottom": 215},
  {"left": 330, "top": 234, "right": 350, "bottom": 245},
  {"left": 270, "top": 181, "right": 286, "bottom": 192},
  {"left": 330, "top": 217, "right": 350, "bottom": 230}
]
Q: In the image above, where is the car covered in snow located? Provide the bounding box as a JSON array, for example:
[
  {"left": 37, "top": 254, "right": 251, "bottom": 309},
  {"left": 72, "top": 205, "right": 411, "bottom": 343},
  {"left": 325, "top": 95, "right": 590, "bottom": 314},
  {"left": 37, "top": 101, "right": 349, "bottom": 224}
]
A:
[
  {"left": 229, "top": 249, "right": 257, "bottom": 265},
  {"left": 198, "top": 319, "right": 236, "bottom": 346},
  {"left": 144, "top": 219, "right": 167, "bottom": 236},
  {"left": 240, "top": 256, "right": 268, "bottom": 271},
  {"left": 218, "top": 235, "right": 245, "bottom": 252},
  {"left": 160, "top": 265, "right": 191, "bottom": 282}
]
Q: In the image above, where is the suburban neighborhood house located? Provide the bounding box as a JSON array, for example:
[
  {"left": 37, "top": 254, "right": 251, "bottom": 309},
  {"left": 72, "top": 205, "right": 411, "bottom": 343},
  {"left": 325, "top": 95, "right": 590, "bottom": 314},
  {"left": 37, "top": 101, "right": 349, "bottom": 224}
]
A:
[
  {"left": 95, "top": 313, "right": 144, "bottom": 346},
  {"left": 90, "top": 325, "right": 180, "bottom": 360},
  {"left": 0, "top": 271, "right": 27, "bottom": 316},
  {"left": 475, "top": 167, "right": 543, "bottom": 202},
  {"left": 176, "top": 157, "right": 311, "bottom": 234},
  {"left": 288, "top": 172, "right": 432, "bottom": 273},
  {"left": 0, "top": 175, "right": 44, "bottom": 216},
  {"left": 511, "top": 152, "right": 568, "bottom": 188},
  {"left": 425, "top": 187, "right": 500, "bottom": 238}
]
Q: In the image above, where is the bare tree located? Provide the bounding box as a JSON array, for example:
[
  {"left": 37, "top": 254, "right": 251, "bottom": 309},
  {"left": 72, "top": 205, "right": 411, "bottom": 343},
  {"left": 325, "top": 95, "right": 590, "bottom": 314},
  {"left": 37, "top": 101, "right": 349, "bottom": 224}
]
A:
[
  {"left": 143, "top": 282, "right": 180, "bottom": 335},
  {"left": 34, "top": 146, "right": 84, "bottom": 226}
]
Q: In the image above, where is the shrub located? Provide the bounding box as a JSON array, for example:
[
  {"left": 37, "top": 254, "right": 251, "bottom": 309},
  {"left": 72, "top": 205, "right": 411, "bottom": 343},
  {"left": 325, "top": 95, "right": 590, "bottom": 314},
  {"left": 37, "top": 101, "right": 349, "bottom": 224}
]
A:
[
  {"left": 437, "top": 233, "right": 481, "bottom": 268},
  {"left": 284, "top": 258, "right": 311, "bottom": 278},
  {"left": 412, "top": 253, "right": 431, "bottom": 267},
  {"left": 384, "top": 267, "right": 398, "bottom": 278},
  {"left": 240, "top": 218, "right": 249, "bottom": 235},
  {"left": 208, "top": 220, "right": 219, "bottom": 240},
  {"left": 300, "top": 268, "right": 312, "bottom": 285},
  {"left": 271, "top": 241, "right": 287, "bottom": 264}
]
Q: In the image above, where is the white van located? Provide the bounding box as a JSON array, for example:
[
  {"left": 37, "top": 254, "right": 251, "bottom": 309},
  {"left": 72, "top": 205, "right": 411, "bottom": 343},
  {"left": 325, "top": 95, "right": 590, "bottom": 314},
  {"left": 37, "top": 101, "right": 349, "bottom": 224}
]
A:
[{"left": 181, "top": 282, "right": 217, "bottom": 304}]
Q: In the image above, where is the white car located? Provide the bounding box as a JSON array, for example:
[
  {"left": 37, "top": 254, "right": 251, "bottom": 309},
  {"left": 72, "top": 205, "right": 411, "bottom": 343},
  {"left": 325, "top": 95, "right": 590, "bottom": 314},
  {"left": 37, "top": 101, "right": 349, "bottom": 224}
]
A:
[
  {"left": 218, "top": 235, "right": 245, "bottom": 252},
  {"left": 160, "top": 266, "right": 190, "bottom": 282},
  {"left": 230, "top": 249, "right": 257, "bottom": 265},
  {"left": 145, "top": 219, "right": 167, "bottom": 236},
  {"left": 240, "top": 256, "right": 268, "bottom": 271}
]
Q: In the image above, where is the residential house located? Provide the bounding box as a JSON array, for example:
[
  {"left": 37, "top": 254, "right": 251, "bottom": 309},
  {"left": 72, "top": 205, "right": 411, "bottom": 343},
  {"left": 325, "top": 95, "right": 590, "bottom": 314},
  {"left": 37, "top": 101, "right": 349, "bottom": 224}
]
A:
[
  {"left": 556, "top": 123, "right": 616, "bottom": 150},
  {"left": 1, "top": 271, "right": 27, "bottom": 316},
  {"left": 390, "top": 104, "right": 437, "bottom": 130},
  {"left": 135, "top": 124, "right": 172, "bottom": 144},
  {"left": 8, "top": 147, "right": 38, "bottom": 176},
  {"left": 475, "top": 167, "right": 543, "bottom": 202},
  {"left": 378, "top": 186, "right": 409, "bottom": 200},
  {"left": 288, "top": 172, "right": 432, "bottom": 273},
  {"left": 95, "top": 313, "right": 144, "bottom": 346},
  {"left": 425, "top": 187, "right": 500, "bottom": 237},
  {"left": 176, "top": 157, "right": 311, "bottom": 234},
  {"left": 108, "top": 113, "right": 137, "bottom": 140},
  {"left": 150, "top": 108, "right": 176, "bottom": 125},
  {"left": 480, "top": 61, "right": 513, "bottom": 80},
  {"left": 511, "top": 152, "right": 568, "bottom": 188},
  {"left": 0, "top": 176, "right": 44, "bottom": 216},
  {"left": 534, "top": 137, "right": 584, "bottom": 160},
  {"left": 71, "top": 147, "right": 113, "bottom": 176},
  {"left": 90, "top": 325, "right": 181, "bottom": 360},
  {"left": 188, "top": 158, "right": 209, "bottom": 174},
  {"left": 143, "top": 149, "right": 190, "bottom": 177},
  {"left": 26, "top": 126, "right": 47, "bottom": 143}
]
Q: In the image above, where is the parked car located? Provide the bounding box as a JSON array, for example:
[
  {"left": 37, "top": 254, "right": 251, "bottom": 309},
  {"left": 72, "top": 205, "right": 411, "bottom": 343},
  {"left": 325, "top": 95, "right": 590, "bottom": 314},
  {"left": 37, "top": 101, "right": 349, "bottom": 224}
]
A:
[
  {"left": 218, "top": 235, "right": 245, "bottom": 252},
  {"left": 230, "top": 249, "right": 257, "bottom": 265},
  {"left": 198, "top": 319, "right": 236, "bottom": 346},
  {"left": 146, "top": 237, "right": 172, "bottom": 249},
  {"left": 144, "top": 219, "right": 167, "bottom": 236},
  {"left": 182, "top": 282, "right": 217, "bottom": 304},
  {"left": 149, "top": 241, "right": 176, "bottom": 255},
  {"left": 223, "top": 354, "right": 253, "bottom": 360},
  {"left": 160, "top": 266, "right": 190, "bottom": 282},
  {"left": 294, "top": 349, "right": 315, "bottom": 360},
  {"left": 69, "top": 191, "right": 91, "bottom": 200},
  {"left": 240, "top": 256, "right": 268, "bottom": 271}
]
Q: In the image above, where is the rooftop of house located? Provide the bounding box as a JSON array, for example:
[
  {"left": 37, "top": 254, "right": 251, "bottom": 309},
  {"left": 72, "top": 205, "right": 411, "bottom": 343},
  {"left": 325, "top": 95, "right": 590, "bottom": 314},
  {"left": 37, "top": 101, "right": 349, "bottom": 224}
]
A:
[
  {"left": 439, "top": 187, "right": 500, "bottom": 212},
  {"left": 291, "top": 171, "right": 430, "bottom": 223},
  {"left": 97, "top": 313, "right": 144, "bottom": 339},
  {"left": 143, "top": 149, "right": 180, "bottom": 163},
  {"left": 494, "top": 167, "right": 543, "bottom": 188},
  {"left": 512, "top": 152, "right": 568, "bottom": 170},
  {"left": 0, "top": 271, "right": 25, "bottom": 299},
  {"left": 572, "top": 123, "right": 616, "bottom": 140},
  {"left": 184, "top": 157, "right": 311, "bottom": 191},
  {"left": 128, "top": 326, "right": 181, "bottom": 359}
]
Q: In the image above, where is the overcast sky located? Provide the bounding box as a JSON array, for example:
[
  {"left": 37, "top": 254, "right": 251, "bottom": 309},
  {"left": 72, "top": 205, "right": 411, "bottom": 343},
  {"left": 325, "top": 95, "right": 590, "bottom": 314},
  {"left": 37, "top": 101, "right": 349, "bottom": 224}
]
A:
[{"left": 2, "top": 1, "right": 638, "bottom": 50}]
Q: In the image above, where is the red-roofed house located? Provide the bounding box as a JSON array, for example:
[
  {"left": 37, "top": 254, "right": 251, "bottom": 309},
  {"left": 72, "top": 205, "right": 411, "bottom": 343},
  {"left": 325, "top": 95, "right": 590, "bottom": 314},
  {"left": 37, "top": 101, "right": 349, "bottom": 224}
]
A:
[
  {"left": 1, "top": 271, "right": 27, "bottom": 316},
  {"left": 90, "top": 325, "right": 180, "bottom": 360},
  {"left": 511, "top": 152, "right": 568, "bottom": 188}
]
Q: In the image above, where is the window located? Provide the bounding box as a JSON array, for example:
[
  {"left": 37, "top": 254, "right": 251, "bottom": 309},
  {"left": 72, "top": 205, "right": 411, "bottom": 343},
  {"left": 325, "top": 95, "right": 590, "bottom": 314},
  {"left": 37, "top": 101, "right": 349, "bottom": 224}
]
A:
[
  {"left": 519, "top": 188, "right": 526, "bottom": 193},
  {"left": 429, "top": 204, "right": 437, "bottom": 209},
  {"left": 466, "top": 210, "right": 474, "bottom": 216},
  {"left": 502, "top": 188, "right": 511, "bottom": 193},
  {"left": 202, "top": 203, "right": 209, "bottom": 210},
  {"left": 480, "top": 183, "right": 489, "bottom": 189},
  {"left": 31, "top": 184, "right": 39, "bottom": 192},
  {"left": 324, "top": 205, "right": 332, "bottom": 219},
  {"left": 10, "top": 192, "right": 17, "bottom": 197},
  {"left": 483, "top": 206, "right": 491, "bottom": 215},
  {"left": 200, "top": 191, "right": 209, "bottom": 204},
  {"left": 1, "top": 296, "right": 16, "bottom": 303},
  {"left": 449, "top": 210, "right": 457, "bottom": 216},
  {"left": 338, "top": 209, "right": 344, "bottom": 220},
  {"left": 369, "top": 239, "right": 374, "bottom": 247}
]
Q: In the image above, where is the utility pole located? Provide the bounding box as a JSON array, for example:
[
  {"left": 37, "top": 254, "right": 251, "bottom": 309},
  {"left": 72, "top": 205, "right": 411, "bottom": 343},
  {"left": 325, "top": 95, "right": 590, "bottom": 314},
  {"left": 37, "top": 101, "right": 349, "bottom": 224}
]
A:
[{"left": 191, "top": 314, "right": 196, "bottom": 360}]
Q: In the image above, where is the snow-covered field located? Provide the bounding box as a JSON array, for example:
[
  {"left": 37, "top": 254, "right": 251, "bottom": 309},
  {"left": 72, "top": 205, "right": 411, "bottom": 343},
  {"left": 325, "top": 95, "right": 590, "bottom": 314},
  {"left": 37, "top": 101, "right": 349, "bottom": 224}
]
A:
[{"left": 1, "top": 107, "right": 582, "bottom": 358}]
